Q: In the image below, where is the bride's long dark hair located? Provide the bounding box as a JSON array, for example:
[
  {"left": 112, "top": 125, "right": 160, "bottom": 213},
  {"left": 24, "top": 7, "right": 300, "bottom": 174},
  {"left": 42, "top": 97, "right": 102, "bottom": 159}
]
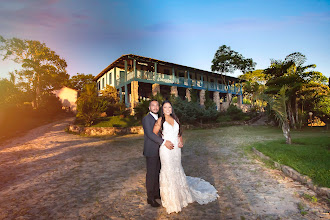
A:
[{"left": 159, "top": 100, "right": 182, "bottom": 137}]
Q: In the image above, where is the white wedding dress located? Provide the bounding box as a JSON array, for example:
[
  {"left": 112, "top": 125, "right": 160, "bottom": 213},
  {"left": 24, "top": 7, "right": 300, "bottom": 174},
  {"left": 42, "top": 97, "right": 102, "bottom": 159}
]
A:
[{"left": 159, "top": 120, "right": 219, "bottom": 214}]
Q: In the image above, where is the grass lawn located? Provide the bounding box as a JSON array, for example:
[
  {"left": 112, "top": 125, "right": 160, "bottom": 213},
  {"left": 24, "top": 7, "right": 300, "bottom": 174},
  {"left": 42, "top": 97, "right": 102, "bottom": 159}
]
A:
[
  {"left": 90, "top": 116, "right": 140, "bottom": 127},
  {"left": 250, "top": 135, "right": 330, "bottom": 188}
]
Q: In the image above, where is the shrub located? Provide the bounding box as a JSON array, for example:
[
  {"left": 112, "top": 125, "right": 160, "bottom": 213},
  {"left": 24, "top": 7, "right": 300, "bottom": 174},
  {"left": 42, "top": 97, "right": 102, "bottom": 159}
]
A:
[
  {"left": 171, "top": 96, "right": 218, "bottom": 124},
  {"left": 134, "top": 93, "right": 165, "bottom": 120},
  {"left": 37, "top": 93, "right": 64, "bottom": 117},
  {"left": 77, "top": 84, "right": 108, "bottom": 126},
  {"left": 217, "top": 104, "right": 251, "bottom": 122}
]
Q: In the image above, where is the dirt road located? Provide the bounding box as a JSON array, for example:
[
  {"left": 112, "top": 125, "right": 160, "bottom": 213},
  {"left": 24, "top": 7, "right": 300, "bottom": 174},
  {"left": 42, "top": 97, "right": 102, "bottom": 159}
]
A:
[{"left": 0, "top": 118, "right": 328, "bottom": 219}]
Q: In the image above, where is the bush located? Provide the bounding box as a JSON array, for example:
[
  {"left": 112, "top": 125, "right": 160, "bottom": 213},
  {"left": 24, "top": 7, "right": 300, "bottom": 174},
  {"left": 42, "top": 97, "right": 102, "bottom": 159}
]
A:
[
  {"left": 134, "top": 93, "right": 165, "bottom": 121},
  {"left": 217, "top": 104, "right": 251, "bottom": 122},
  {"left": 171, "top": 96, "right": 218, "bottom": 124},
  {"left": 104, "top": 102, "right": 129, "bottom": 117},
  {"left": 37, "top": 93, "right": 64, "bottom": 117},
  {"left": 134, "top": 99, "right": 151, "bottom": 121},
  {"left": 91, "top": 115, "right": 140, "bottom": 127},
  {"left": 77, "top": 84, "right": 108, "bottom": 126}
]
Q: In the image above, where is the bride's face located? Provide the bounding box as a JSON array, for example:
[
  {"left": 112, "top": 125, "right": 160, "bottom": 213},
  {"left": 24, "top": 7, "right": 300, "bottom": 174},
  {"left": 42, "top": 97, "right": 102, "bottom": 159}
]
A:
[{"left": 163, "top": 103, "right": 172, "bottom": 116}]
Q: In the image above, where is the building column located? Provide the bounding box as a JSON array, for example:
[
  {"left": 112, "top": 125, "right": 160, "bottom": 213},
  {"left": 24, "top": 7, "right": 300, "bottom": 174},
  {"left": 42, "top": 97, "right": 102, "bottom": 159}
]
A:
[
  {"left": 113, "top": 67, "right": 116, "bottom": 87},
  {"left": 124, "top": 84, "right": 128, "bottom": 107},
  {"left": 133, "top": 59, "right": 137, "bottom": 78},
  {"left": 200, "top": 89, "right": 205, "bottom": 106},
  {"left": 226, "top": 93, "right": 232, "bottom": 103},
  {"left": 237, "top": 94, "right": 243, "bottom": 107},
  {"left": 187, "top": 70, "right": 190, "bottom": 87},
  {"left": 171, "top": 86, "right": 178, "bottom": 97},
  {"left": 154, "top": 62, "right": 158, "bottom": 81},
  {"left": 186, "top": 88, "right": 191, "bottom": 102},
  {"left": 119, "top": 87, "right": 122, "bottom": 102},
  {"left": 152, "top": 84, "right": 160, "bottom": 96},
  {"left": 124, "top": 60, "right": 128, "bottom": 82},
  {"left": 213, "top": 91, "right": 220, "bottom": 111},
  {"left": 130, "top": 81, "right": 139, "bottom": 115}
]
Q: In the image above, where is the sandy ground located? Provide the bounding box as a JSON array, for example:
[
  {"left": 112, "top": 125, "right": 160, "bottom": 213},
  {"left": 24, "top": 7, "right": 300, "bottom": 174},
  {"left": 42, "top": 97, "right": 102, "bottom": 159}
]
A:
[{"left": 0, "top": 118, "right": 329, "bottom": 220}]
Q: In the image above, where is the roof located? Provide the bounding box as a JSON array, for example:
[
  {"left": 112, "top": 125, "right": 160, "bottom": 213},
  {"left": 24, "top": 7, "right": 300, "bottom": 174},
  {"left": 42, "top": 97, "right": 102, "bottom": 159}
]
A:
[{"left": 94, "top": 54, "right": 244, "bottom": 82}]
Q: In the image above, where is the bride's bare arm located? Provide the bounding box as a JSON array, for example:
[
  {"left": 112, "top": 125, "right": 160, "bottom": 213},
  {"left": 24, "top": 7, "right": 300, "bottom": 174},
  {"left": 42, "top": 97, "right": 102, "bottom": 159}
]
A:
[{"left": 178, "top": 135, "right": 183, "bottom": 148}]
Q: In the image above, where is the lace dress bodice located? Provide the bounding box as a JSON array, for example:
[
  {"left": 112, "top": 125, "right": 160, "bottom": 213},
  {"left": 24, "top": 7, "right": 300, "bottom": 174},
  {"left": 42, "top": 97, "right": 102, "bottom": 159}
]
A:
[{"left": 159, "top": 120, "right": 219, "bottom": 214}]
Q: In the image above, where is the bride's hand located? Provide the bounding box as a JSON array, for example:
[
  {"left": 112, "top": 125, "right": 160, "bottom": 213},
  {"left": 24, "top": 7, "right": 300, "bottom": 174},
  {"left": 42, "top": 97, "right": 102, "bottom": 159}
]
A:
[{"left": 178, "top": 136, "right": 183, "bottom": 148}]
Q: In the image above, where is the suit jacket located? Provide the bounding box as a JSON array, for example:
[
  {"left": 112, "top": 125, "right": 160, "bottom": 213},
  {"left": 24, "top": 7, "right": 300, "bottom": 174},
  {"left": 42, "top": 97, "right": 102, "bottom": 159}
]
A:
[{"left": 142, "top": 113, "right": 164, "bottom": 157}]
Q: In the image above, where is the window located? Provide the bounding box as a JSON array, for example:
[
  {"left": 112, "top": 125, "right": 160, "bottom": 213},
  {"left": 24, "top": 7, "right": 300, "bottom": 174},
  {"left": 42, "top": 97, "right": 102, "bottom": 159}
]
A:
[
  {"left": 98, "top": 81, "right": 100, "bottom": 90},
  {"left": 102, "top": 78, "right": 104, "bottom": 89},
  {"left": 109, "top": 72, "right": 112, "bottom": 84}
]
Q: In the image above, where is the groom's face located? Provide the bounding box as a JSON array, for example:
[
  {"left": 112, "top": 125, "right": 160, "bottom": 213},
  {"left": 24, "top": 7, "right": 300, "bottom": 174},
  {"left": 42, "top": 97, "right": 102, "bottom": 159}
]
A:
[{"left": 149, "top": 101, "right": 159, "bottom": 114}]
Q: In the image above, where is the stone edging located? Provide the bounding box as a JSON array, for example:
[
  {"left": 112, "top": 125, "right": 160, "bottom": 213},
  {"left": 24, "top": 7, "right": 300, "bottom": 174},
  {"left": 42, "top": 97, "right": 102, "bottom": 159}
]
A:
[
  {"left": 68, "top": 125, "right": 144, "bottom": 136},
  {"left": 252, "top": 147, "right": 330, "bottom": 199}
]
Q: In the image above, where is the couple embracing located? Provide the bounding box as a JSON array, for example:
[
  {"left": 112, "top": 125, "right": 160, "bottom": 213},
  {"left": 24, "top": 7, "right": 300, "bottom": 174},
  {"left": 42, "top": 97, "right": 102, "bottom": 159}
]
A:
[{"left": 142, "top": 100, "right": 219, "bottom": 214}]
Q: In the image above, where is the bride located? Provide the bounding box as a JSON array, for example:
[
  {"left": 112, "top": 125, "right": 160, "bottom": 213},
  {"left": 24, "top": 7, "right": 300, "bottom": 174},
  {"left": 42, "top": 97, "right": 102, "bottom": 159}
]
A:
[{"left": 153, "top": 100, "right": 219, "bottom": 214}]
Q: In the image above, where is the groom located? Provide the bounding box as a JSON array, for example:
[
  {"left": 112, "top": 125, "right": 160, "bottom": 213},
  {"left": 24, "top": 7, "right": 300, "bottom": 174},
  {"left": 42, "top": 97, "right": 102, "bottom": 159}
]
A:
[{"left": 142, "top": 100, "right": 174, "bottom": 208}]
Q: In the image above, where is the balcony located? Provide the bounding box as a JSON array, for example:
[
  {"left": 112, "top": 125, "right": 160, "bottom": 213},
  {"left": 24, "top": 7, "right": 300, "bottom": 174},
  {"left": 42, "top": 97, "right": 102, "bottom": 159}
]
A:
[{"left": 115, "top": 70, "right": 242, "bottom": 94}]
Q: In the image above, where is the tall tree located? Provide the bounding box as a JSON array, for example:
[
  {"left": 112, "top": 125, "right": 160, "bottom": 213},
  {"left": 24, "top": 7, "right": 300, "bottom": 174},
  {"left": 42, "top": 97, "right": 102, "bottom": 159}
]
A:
[
  {"left": 239, "top": 69, "right": 267, "bottom": 108},
  {"left": 264, "top": 52, "right": 328, "bottom": 128},
  {"left": 211, "top": 45, "right": 256, "bottom": 102},
  {"left": 211, "top": 45, "right": 256, "bottom": 76},
  {"left": 268, "top": 86, "right": 291, "bottom": 144},
  {"left": 0, "top": 36, "right": 69, "bottom": 108},
  {"left": 66, "top": 73, "right": 95, "bottom": 91}
]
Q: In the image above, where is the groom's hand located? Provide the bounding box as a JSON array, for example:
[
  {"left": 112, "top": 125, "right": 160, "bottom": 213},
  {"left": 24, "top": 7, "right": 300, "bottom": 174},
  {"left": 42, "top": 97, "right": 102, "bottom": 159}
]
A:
[{"left": 164, "top": 140, "right": 174, "bottom": 150}]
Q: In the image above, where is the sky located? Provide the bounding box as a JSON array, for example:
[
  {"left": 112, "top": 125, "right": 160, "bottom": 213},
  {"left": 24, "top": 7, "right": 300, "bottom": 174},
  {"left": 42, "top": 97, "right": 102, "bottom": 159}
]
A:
[{"left": 0, "top": 0, "right": 330, "bottom": 80}]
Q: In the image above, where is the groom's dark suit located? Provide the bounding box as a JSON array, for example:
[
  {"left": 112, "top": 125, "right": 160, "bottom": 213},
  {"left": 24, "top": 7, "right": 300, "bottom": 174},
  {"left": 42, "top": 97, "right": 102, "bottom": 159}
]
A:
[{"left": 142, "top": 113, "right": 164, "bottom": 201}]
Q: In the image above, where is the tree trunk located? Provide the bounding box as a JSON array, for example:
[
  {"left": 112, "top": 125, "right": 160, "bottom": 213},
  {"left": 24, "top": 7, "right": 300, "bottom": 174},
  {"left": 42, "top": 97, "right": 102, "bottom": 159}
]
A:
[
  {"left": 35, "top": 74, "right": 40, "bottom": 109},
  {"left": 295, "top": 97, "right": 299, "bottom": 128},
  {"left": 282, "top": 121, "right": 292, "bottom": 144},
  {"left": 288, "top": 102, "right": 296, "bottom": 129}
]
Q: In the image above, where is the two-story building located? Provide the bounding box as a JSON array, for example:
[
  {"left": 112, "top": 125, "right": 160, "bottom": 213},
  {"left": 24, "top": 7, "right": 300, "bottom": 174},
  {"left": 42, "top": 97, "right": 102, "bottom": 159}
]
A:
[{"left": 94, "top": 54, "right": 244, "bottom": 113}]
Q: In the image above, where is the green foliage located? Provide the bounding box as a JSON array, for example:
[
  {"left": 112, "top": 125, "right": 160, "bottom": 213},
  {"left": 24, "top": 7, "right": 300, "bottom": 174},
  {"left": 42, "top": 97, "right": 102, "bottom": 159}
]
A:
[
  {"left": 217, "top": 104, "right": 250, "bottom": 122},
  {"left": 37, "top": 93, "right": 63, "bottom": 116},
  {"left": 134, "top": 99, "right": 152, "bottom": 121},
  {"left": 239, "top": 69, "right": 267, "bottom": 84},
  {"left": 171, "top": 97, "right": 203, "bottom": 124},
  {"left": 252, "top": 136, "right": 330, "bottom": 187},
  {"left": 90, "top": 116, "right": 140, "bottom": 127},
  {"left": 0, "top": 36, "right": 69, "bottom": 108},
  {"left": 66, "top": 73, "right": 95, "bottom": 91},
  {"left": 98, "top": 85, "right": 128, "bottom": 117},
  {"left": 171, "top": 96, "right": 218, "bottom": 124},
  {"left": 134, "top": 93, "right": 165, "bottom": 120},
  {"left": 302, "top": 193, "right": 317, "bottom": 203},
  {"left": 243, "top": 98, "right": 251, "bottom": 104},
  {"left": 0, "top": 78, "right": 25, "bottom": 108},
  {"left": 260, "top": 52, "right": 329, "bottom": 129},
  {"left": 100, "top": 85, "right": 119, "bottom": 103},
  {"left": 76, "top": 84, "right": 108, "bottom": 126},
  {"left": 211, "top": 45, "right": 256, "bottom": 75}
]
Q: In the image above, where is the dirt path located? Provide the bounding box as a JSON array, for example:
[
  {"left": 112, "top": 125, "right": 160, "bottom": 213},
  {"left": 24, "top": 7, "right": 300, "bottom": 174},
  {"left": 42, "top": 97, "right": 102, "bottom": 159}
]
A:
[{"left": 0, "top": 119, "right": 328, "bottom": 219}]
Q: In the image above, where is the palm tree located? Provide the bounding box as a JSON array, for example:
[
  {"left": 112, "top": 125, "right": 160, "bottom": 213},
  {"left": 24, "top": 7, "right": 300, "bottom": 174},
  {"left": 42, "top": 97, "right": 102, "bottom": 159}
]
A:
[
  {"left": 264, "top": 52, "right": 327, "bottom": 129},
  {"left": 268, "top": 85, "right": 291, "bottom": 144}
]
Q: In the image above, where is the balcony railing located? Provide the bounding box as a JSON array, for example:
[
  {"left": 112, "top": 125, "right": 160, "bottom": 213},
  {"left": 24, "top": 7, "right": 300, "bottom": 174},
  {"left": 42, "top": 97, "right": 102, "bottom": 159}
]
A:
[{"left": 115, "top": 70, "right": 242, "bottom": 94}]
